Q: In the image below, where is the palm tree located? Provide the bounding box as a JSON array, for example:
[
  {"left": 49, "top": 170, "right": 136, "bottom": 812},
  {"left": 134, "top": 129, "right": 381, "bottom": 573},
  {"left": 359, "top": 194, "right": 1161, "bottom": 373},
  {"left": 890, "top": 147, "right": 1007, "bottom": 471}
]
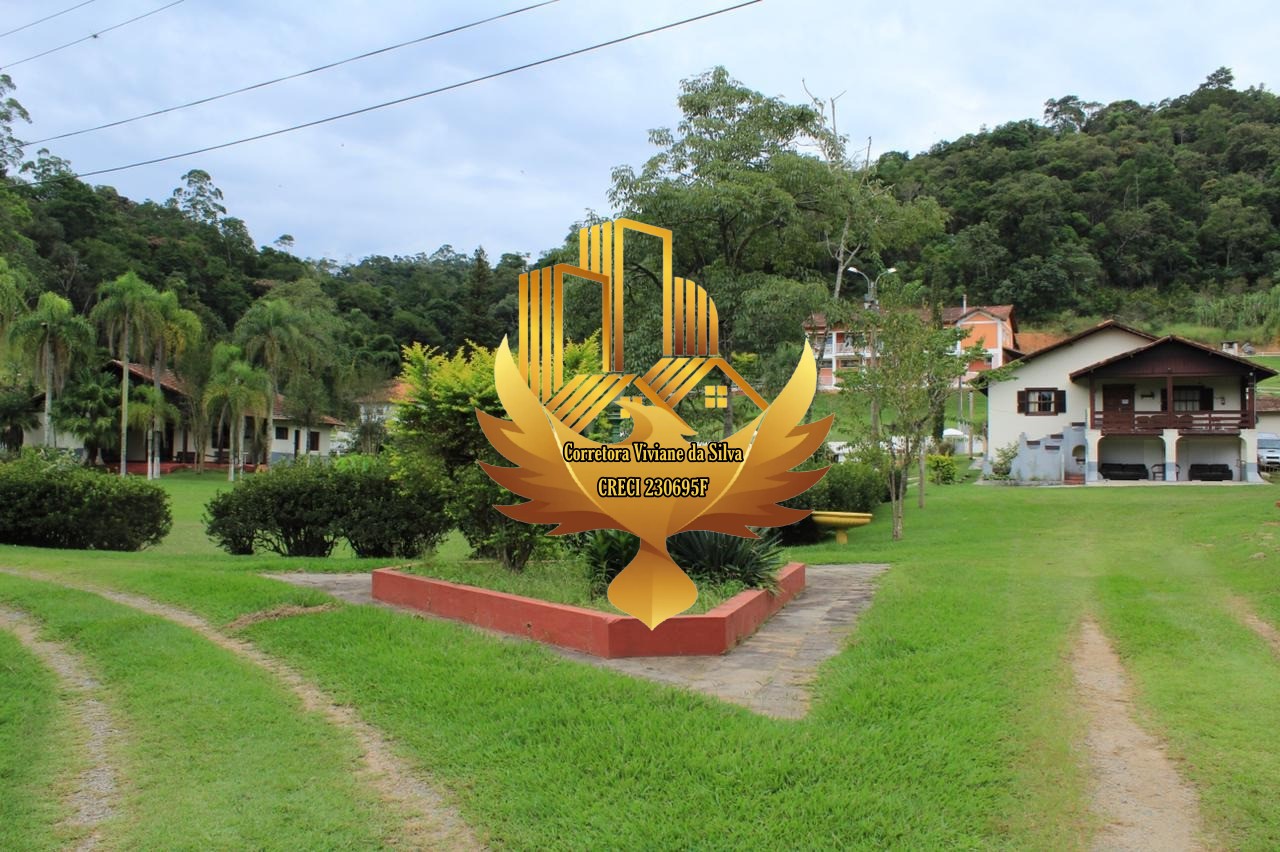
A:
[
  {"left": 8, "top": 291, "right": 95, "bottom": 447},
  {"left": 204, "top": 343, "right": 269, "bottom": 482},
  {"left": 147, "top": 291, "right": 202, "bottom": 479},
  {"left": 51, "top": 369, "right": 119, "bottom": 466},
  {"left": 235, "top": 298, "right": 311, "bottom": 465},
  {"left": 126, "top": 385, "right": 179, "bottom": 476},
  {"left": 91, "top": 272, "right": 161, "bottom": 475}
]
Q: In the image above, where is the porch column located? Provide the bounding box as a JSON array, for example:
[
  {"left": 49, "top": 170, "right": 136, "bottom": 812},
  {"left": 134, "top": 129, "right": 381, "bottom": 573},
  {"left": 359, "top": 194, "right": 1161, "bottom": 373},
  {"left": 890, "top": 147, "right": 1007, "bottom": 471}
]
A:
[
  {"left": 1242, "top": 431, "right": 1262, "bottom": 482},
  {"left": 1162, "top": 428, "right": 1179, "bottom": 481},
  {"left": 1085, "top": 428, "right": 1102, "bottom": 482}
]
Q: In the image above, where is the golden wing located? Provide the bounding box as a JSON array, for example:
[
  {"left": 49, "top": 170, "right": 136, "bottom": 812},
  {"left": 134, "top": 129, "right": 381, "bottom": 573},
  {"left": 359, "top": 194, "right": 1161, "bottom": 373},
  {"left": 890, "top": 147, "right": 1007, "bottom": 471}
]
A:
[
  {"left": 680, "top": 341, "right": 833, "bottom": 537},
  {"left": 477, "top": 337, "right": 621, "bottom": 536}
]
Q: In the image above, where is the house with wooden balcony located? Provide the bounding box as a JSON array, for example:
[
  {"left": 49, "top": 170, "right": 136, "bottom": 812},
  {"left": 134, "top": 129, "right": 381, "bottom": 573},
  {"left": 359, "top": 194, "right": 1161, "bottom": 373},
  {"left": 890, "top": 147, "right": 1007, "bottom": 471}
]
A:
[{"left": 986, "top": 320, "right": 1276, "bottom": 483}]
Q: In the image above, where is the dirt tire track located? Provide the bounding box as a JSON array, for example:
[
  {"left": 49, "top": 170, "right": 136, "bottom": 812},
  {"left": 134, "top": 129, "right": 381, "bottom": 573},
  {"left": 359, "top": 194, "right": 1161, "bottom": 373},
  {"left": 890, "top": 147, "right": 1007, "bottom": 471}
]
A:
[
  {"left": 1228, "top": 595, "right": 1280, "bottom": 656},
  {"left": 1071, "top": 618, "right": 1205, "bottom": 851},
  {"left": 0, "top": 569, "right": 483, "bottom": 851},
  {"left": 0, "top": 605, "right": 120, "bottom": 851}
]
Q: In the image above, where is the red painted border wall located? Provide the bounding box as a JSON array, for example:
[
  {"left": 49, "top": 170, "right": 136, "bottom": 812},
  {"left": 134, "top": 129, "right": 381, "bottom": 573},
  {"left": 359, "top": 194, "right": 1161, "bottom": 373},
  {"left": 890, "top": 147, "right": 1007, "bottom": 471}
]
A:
[{"left": 371, "top": 563, "right": 805, "bottom": 658}]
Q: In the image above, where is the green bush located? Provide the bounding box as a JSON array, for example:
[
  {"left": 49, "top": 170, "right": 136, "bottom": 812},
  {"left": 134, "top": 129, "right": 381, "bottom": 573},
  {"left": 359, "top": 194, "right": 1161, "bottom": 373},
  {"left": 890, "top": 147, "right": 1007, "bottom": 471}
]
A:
[
  {"left": 927, "top": 454, "right": 960, "bottom": 485},
  {"left": 823, "top": 461, "right": 884, "bottom": 512},
  {"left": 577, "top": 528, "right": 784, "bottom": 595},
  {"left": 990, "top": 441, "right": 1019, "bottom": 478},
  {"left": 0, "top": 451, "right": 170, "bottom": 551},
  {"left": 336, "top": 455, "right": 451, "bottom": 559},
  {"left": 205, "top": 457, "right": 451, "bottom": 558},
  {"left": 668, "top": 529, "right": 783, "bottom": 592},
  {"left": 580, "top": 529, "right": 640, "bottom": 596}
]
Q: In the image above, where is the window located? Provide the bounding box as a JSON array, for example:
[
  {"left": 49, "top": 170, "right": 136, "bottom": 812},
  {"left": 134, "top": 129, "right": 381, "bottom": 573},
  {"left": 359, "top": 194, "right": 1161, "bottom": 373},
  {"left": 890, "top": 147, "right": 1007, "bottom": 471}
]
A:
[
  {"left": 1170, "top": 386, "right": 1212, "bottom": 412},
  {"left": 275, "top": 425, "right": 288, "bottom": 441},
  {"left": 704, "top": 385, "right": 728, "bottom": 409},
  {"left": 1017, "top": 388, "right": 1066, "bottom": 416},
  {"left": 307, "top": 431, "right": 320, "bottom": 452}
]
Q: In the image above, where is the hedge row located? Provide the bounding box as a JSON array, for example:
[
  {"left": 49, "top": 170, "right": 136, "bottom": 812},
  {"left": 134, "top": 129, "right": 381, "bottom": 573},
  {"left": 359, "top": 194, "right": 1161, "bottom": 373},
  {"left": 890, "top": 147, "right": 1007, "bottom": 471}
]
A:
[
  {"left": 204, "top": 456, "right": 451, "bottom": 558},
  {"left": 0, "top": 451, "right": 171, "bottom": 551}
]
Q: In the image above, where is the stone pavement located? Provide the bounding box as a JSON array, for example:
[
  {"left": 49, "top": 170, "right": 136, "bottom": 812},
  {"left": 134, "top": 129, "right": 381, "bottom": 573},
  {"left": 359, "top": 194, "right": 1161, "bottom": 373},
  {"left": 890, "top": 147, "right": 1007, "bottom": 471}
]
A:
[{"left": 271, "top": 563, "right": 887, "bottom": 720}]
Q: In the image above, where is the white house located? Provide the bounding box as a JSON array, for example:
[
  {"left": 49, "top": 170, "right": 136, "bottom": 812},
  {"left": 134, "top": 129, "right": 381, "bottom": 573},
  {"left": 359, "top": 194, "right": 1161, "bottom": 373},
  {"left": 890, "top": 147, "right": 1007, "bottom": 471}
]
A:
[{"left": 985, "top": 320, "right": 1276, "bottom": 483}]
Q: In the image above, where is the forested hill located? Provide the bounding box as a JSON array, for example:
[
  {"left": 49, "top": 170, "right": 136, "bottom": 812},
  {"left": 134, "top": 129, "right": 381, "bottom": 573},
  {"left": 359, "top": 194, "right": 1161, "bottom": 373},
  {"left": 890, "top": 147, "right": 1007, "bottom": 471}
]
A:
[{"left": 879, "top": 67, "right": 1280, "bottom": 332}]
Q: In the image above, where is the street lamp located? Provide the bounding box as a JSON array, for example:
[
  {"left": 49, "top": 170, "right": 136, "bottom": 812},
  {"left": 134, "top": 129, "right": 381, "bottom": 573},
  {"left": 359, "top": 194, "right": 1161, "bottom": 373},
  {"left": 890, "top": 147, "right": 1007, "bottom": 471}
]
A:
[{"left": 846, "top": 266, "right": 896, "bottom": 310}]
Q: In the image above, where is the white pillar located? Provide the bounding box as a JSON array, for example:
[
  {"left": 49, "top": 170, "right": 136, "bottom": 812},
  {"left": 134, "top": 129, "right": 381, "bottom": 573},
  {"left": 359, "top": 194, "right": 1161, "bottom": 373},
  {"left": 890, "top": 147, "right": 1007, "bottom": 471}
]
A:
[
  {"left": 1242, "top": 431, "right": 1262, "bottom": 482},
  {"left": 1085, "top": 429, "right": 1102, "bottom": 482},
  {"left": 1162, "top": 428, "right": 1179, "bottom": 481}
]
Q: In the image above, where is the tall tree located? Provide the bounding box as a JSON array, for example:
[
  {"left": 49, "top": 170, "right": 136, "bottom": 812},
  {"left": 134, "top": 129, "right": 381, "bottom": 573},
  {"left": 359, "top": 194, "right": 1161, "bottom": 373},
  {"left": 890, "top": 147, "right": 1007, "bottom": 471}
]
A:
[
  {"left": 234, "top": 298, "right": 311, "bottom": 464},
  {"left": 147, "top": 291, "right": 202, "bottom": 478},
  {"left": 91, "top": 271, "right": 161, "bottom": 475},
  {"left": 204, "top": 343, "right": 269, "bottom": 481},
  {"left": 8, "top": 291, "right": 95, "bottom": 447}
]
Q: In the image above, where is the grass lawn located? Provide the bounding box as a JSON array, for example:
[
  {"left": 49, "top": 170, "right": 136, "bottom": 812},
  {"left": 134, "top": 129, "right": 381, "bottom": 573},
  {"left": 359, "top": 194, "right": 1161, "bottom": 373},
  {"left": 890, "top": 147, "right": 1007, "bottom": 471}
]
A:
[
  {"left": 2, "top": 471, "right": 1280, "bottom": 847},
  {"left": 1251, "top": 354, "right": 1280, "bottom": 393}
]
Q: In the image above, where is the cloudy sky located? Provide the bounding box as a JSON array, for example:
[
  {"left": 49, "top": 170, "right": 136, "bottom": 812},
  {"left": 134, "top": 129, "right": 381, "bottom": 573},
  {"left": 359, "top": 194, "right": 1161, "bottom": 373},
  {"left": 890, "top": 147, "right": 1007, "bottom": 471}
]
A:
[{"left": 3, "top": 0, "right": 1275, "bottom": 264}]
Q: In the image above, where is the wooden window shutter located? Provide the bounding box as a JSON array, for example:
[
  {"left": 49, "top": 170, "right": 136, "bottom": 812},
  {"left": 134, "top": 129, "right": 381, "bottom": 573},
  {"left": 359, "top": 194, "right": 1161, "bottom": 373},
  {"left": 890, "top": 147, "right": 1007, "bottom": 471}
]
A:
[
  {"left": 1054, "top": 390, "right": 1067, "bottom": 414},
  {"left": 1016, "top": 390, "right": 1027, "bottom": 413},
  {"left": 1200, "top": 386, "right": 1214, "bottom": 410},
  {"left": 1160, "top": 388, "right": 1168, "bottom": 411}
]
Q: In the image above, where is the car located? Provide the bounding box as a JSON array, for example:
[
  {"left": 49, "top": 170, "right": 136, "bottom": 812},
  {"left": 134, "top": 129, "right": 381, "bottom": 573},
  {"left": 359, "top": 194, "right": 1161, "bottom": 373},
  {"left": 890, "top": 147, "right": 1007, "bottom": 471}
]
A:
[{"left": 1258, "top": 433, "right": 1280, "bottom": 471}]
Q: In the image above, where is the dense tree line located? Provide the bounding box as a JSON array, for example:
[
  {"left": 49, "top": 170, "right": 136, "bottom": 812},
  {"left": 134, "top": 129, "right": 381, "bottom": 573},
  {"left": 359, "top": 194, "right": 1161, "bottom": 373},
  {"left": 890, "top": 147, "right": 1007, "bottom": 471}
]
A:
[{"left": 884, "top": 66, "right": 1280, "bottom": 327}]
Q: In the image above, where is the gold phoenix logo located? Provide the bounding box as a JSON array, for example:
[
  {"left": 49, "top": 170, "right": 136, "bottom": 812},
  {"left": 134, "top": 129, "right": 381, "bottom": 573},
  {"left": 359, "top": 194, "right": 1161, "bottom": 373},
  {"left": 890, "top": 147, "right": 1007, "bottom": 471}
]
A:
[{"left": 478, "top": 218, "right": 832, "bottom": 628}]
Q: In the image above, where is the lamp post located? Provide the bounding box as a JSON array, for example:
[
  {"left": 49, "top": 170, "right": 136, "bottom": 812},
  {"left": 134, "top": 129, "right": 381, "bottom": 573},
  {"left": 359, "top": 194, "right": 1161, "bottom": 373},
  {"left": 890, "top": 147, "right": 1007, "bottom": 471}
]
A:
[{"left": 846, "top": 266, "right": 895, "bottom": 441}]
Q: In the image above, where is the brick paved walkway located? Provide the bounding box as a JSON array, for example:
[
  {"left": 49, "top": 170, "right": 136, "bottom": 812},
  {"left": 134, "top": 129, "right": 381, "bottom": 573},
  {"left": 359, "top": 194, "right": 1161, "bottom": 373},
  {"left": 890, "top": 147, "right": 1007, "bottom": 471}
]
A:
[{"left": 271, "top": 563, "right": 887, "bottom": 720}]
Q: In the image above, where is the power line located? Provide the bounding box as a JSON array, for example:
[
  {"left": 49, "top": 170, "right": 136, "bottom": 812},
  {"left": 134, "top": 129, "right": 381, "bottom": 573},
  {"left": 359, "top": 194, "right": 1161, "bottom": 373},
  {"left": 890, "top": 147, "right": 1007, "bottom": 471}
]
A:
[
  {"left": 20, "top": 0, "right": 559, "bottom": 147},
  {"left": 46, "top": 0, "right": 763, "bottom": 183},
  {"left": 0, "top": 0, "right": 184, "bottom": 70},
  {"left": 1, "top": 0, "right": 98, "bottom": 40}
]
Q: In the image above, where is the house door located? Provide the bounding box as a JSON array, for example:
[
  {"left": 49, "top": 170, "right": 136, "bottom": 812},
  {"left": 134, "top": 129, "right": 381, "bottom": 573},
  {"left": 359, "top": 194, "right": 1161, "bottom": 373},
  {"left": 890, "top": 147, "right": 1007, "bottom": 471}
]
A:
[
  {"left": 1103, "top": 384, "right": 1134, "bottom": 412},
  {"left": 1101, "top": 384, "right": 1134, "bottom": 431}
]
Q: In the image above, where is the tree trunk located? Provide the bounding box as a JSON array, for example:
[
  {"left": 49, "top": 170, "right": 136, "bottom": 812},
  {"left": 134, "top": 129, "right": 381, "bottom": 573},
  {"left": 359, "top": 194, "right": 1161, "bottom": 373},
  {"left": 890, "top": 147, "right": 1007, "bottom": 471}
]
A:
[
  {"left": 43, "top": 339, "right": 53, "bottom": 447},
  {"left": 888, "top": 465, "right": 904, "bottom": 541},
  {"left": 265, "top": 376, "right": 275, "bottom": 467},
  {"left": 917, "top": 442, "right": 926, "bottom": 509},
  {"left": 152, "top": 353, "right": 163, "bottom": 480},
  {"left": 119, "top": 324, "right": 130, "bottom": 477},
  {"left": 227, "top": 409, "right": 236, "bottom": 482}
]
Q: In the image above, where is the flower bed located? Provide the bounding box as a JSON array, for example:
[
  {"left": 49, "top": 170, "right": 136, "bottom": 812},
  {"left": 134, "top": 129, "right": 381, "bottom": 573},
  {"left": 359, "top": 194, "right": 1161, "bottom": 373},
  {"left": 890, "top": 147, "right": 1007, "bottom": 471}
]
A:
[{"left": 371, "top": 562, "right": 806, "bottom": 657}]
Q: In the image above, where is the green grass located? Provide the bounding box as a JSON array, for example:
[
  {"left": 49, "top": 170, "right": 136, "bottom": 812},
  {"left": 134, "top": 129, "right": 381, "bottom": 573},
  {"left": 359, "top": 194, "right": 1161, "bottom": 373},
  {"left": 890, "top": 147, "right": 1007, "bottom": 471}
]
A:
[
  {"left": 0, "top": 573, "right": 398, "bottom": 850},
  {"left": 1250, "top": 355, "right": 1280, "bottom": 393},
  {"left": 0, "top": 627, "right": 70, "bottom": 851},
  {"left": 3, "top": 472, "right": 1280, "bottom": 847}
]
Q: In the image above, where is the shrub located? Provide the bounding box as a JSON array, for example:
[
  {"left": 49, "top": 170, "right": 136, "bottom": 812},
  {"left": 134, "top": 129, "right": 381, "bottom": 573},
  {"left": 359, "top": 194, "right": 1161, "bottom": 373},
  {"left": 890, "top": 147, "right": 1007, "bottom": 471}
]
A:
[
  {"left": 204, "top": 487, "right": 260, "bottom": 555},
  {"left": 204, "top": 460, "right": 343, "bottom": 557},
  {"left": 990, "top": 441, "right": 1019, "bottom": 478},
  {"left": 577, "top": 528, "right": 783, "bottom": 595},
  {"left": 927, "top": 454, "right": 960, "bottom": 485},
  {"left": 580, "top": 528, "right": 640, "bottom": 596},
  {"left": 204, "top": 455, "right": 453, "bottom": 558},
  {"left": 336, "top": 454, "right": 451, "bottom": 559},
  {"left": 823, "top": 462, "right": 884, "bottom": 512},
  {"left": 668, "top": 529, "right": 783, "bottom": 592},
  {"left": 0, "top": 451, "right": 170, "bottom": 551}
]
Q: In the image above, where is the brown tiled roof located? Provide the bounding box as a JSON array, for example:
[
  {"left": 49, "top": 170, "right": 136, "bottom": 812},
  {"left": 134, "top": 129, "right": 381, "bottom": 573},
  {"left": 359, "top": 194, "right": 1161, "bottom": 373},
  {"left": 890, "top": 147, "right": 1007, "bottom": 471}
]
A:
[
  {"left": 1069, "top": 335, "right": 1280, "bottom": 380},
  {"left": 1256, "top": 394, "right": 1280, "bottom": 411},
  {"left": 942, "top": 304, "right": 1014, "bottom": 324}
]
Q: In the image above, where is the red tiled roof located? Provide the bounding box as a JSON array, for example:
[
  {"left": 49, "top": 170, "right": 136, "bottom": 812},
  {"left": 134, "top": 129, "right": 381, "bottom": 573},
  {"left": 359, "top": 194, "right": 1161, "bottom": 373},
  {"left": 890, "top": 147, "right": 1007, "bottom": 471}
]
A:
[
  {"left": 1014, "top": 331, "right": 1066, "bottom": 354},
  {"left": 942, "top": 304, "right": 1014, "bottom": 324}
]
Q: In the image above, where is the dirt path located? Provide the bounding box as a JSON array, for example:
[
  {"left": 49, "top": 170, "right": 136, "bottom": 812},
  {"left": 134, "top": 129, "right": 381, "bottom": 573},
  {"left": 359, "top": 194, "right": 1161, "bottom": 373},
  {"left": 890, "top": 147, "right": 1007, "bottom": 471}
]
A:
[
  {"left": 1228, "top": 595, "right": 1280, "bottom": 657},
  {"left": 1071, "top": 618, "right": 1205, "bottom": 851},
  {"left": 0, "top": 605, "right": 120, "bottom": 852},
  {"left": 274, "top": 564, "right": 887, "bottom": 720},
  {"left": 0, "top": 569, "right": 482, "bottom": 851}
]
